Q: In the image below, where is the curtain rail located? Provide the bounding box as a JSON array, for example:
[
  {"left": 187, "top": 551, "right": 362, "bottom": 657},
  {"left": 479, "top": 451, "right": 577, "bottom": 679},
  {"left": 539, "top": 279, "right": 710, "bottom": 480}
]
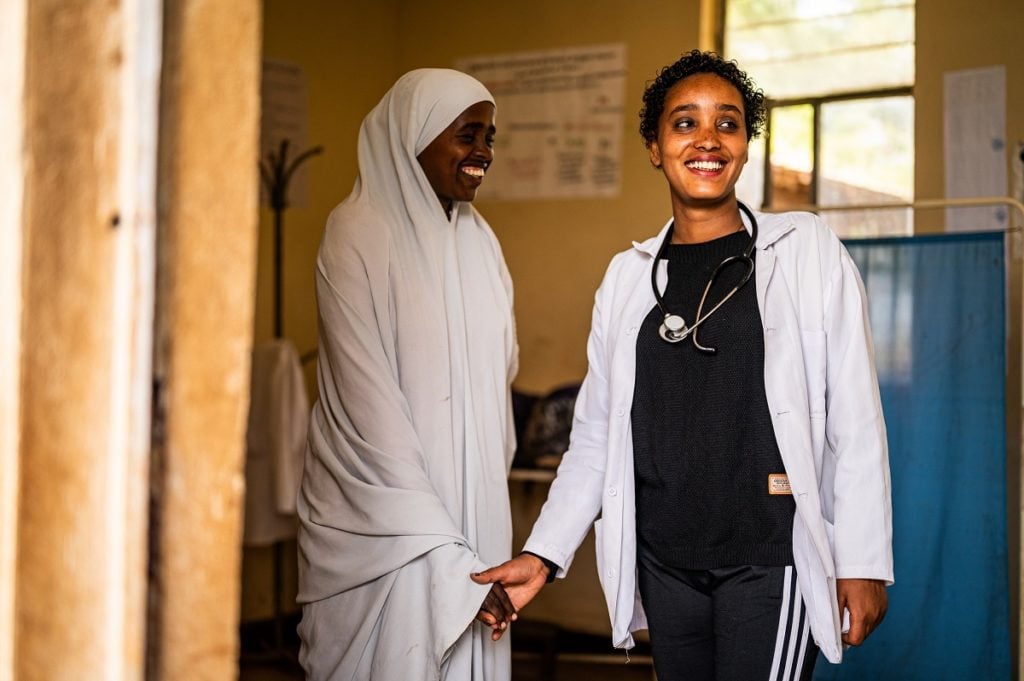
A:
[{"left": 765, "top": 195, "right": 1024, "bottom": 229}]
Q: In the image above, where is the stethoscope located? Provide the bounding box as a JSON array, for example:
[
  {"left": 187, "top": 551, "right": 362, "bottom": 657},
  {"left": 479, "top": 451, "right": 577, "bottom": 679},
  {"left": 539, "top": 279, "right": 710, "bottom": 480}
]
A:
[{"left": 651, "top": 201, "right": 758, "bottom": 353}]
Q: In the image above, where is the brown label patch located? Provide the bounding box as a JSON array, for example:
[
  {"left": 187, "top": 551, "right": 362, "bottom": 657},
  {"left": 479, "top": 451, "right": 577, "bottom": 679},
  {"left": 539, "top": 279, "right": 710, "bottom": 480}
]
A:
[{"left": 768, "top": 473, "right": 792, "bottom": 495}]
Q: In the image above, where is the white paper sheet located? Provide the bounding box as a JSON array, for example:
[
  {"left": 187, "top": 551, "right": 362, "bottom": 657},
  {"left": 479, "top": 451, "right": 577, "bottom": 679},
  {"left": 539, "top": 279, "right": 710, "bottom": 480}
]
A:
[
  {"left": 943, "top": 65, "right": 1008, "bottom": 231},
  {"left": 261, "top": 59, "right": 310, "bottom": 208}
]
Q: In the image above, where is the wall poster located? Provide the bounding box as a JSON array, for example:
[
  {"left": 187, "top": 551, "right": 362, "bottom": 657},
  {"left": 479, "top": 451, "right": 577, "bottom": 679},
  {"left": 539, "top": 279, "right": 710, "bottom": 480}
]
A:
[{"left": 456, "top": 44, "right": 627, "bottom": 201}]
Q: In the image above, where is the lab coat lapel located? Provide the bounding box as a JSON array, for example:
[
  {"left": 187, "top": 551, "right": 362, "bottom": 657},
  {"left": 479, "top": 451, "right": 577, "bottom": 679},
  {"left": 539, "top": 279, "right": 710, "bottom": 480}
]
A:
[{"left": 759, "top": 252, "right": 815, "bottom": 497}]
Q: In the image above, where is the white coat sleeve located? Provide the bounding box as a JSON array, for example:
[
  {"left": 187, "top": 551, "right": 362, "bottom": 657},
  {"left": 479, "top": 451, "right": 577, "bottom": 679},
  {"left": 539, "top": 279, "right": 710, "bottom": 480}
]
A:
[
  {"left": 823, "top": 243, "right": 894, "bottom": 584},
  {"left": 522, "top": 263, "right": 616, "bottom": 575}
]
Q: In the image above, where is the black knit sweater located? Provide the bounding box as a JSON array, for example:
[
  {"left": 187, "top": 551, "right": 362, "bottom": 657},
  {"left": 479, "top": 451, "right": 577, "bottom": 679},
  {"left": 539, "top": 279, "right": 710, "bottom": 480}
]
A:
[{"left": 632, "top": 230, "right": 794, "bottom": 569}]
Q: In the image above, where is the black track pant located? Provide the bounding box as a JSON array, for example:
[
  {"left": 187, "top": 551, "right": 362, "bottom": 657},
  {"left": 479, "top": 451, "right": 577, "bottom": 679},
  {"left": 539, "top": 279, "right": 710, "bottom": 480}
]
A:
[{"left": 637, "top": 547, "right": 818, "bottom": 681}]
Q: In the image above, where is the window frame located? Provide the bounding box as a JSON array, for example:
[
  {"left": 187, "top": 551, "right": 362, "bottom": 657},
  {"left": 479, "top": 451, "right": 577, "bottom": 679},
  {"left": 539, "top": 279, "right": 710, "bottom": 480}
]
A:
[
  {"left": 760, "top": 85, "right": 914, "bottom": 210},
  {"left": 716, "top": 0, "right": 916, "bottom": 225}
]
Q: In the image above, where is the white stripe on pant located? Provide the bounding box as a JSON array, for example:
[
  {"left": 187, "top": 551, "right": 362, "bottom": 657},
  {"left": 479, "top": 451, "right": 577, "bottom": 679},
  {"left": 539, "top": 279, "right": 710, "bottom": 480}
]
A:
[{"left": 769, "top": 566, "right": 813, "bottom": 681}]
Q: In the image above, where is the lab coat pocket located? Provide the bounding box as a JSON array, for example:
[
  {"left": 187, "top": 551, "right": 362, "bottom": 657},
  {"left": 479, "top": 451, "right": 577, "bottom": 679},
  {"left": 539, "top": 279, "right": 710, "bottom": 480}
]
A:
[
  {"left": 823, "top": 517, "right": 836, "bottom": 554},
  {"left": 800, "top": 329, "right": 827, "bottom": 418}
]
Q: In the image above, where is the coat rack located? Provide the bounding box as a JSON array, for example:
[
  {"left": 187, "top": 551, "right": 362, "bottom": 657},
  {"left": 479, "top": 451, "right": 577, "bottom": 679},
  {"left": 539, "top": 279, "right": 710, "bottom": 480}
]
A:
[
  {"left": 251, "top": 138, "right": 322, "bottom": 663},
  {"left": 260, "top": 139, "right": 324, "bottom": 337}
]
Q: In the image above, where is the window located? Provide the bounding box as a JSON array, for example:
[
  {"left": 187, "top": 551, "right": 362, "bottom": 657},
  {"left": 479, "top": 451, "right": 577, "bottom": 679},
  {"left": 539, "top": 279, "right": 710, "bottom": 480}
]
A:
[{"left": 725, "top": 0, "right": 916, "bottom": 236}]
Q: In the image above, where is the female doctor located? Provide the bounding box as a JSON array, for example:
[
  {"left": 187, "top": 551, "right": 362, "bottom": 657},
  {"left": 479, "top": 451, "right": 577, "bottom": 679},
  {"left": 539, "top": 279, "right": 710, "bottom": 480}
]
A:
[{"left": 474, "top": 51, "right": 892, "bottom": 680}]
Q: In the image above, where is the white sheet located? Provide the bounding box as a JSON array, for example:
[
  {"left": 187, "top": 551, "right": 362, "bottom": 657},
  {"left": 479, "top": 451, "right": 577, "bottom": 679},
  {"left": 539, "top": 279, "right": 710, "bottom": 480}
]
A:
[{"left": 243, "top": 338, "right": 308, "bottom": 546}]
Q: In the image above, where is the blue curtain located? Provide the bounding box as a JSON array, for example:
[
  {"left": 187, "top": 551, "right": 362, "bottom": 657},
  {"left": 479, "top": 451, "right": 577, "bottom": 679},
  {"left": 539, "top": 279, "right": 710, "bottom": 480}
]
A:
[{"left": 814, "top": 232, "right": 1010, "bottom": 680}]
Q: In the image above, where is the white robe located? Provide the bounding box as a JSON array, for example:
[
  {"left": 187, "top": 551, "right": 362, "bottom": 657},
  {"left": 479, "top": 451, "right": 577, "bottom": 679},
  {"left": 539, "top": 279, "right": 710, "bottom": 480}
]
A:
[{"left": 296, "top": 69, "right": 518, "bottom": 681}]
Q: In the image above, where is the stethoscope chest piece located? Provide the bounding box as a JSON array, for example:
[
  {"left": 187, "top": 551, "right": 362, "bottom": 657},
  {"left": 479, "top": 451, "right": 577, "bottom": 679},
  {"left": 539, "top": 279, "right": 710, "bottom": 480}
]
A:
[{"left": 658, "top": 314, "right": 689, "bottom": 343}]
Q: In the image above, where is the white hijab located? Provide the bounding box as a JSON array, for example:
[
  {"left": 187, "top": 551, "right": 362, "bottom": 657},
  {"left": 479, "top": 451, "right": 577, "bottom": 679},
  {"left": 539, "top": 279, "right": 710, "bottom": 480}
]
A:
[{"left": 297, "top": 69, "right": 517, "bottom": 680}]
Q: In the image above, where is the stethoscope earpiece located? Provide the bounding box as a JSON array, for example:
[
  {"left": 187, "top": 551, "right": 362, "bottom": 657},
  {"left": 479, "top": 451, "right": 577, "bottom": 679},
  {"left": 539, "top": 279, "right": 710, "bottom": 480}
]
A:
[{"left": 650, "top": 202, "right": 759, "bottom": 353}]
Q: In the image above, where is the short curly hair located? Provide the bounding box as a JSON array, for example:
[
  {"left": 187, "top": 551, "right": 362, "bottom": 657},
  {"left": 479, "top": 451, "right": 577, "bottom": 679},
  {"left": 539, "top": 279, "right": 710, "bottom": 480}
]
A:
[{"left": 639, "top": 50, "right": 766, "bottom": 148}]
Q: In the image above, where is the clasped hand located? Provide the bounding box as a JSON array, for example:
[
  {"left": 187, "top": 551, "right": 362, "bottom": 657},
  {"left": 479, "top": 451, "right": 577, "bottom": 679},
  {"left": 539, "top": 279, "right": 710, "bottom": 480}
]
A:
[{"left": 471, "top": 553, "right": 551, "bottom": 641}]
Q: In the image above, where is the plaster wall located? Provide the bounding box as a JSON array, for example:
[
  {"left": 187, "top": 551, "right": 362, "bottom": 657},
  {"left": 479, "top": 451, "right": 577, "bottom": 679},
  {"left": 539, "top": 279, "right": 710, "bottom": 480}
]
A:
[{"left": 915, "top": 0, "right": 1024, "bottom": 230}]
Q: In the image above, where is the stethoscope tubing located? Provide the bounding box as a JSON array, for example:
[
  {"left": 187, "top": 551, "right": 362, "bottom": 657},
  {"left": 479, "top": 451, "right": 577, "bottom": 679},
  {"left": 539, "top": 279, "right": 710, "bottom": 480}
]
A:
[{"left": 651, "top": 201, "right": 758, "bottom": 351}]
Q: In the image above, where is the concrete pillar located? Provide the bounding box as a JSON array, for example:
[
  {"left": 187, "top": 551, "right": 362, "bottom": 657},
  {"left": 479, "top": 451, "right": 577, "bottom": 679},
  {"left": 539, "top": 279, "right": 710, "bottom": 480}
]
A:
[
  {"left": 12, "top": 1, "right": 162, "bottom": 680},
  {"left": 149, "top": 1, "right": 261, "bottom": 679}
]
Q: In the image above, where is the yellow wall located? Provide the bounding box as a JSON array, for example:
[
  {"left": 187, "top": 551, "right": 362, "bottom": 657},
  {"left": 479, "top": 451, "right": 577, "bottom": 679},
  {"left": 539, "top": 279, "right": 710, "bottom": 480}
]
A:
[
  {"left": 396, "top": 1, "right": 702, "bottom": 392},
  {"left": 246, "top": 0, "right": 401, "bottom": 622},
  {"left": 915, "top": 0, "right": 1024, "bottom": 231},
  {"left": 258, "top": 0, "right": 1024, "bottom": 398},
  {"left": 259, "top": 0, "right": 702, "bottom": 398},
  {"left": 251, "top": 0, "right": 701, "bottom": 620},
  {"left": 257, "top": 0, "right": 400, "bottom": 357},
  {"left": 253, "top": 0, "right": 1024, "bottom": 623}
]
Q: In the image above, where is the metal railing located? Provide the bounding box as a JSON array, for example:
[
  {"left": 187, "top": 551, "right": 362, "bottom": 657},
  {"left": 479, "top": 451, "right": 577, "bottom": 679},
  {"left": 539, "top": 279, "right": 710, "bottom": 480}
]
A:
[{"left": 767, "top": 195, "right": 1024, "bottom": 232}]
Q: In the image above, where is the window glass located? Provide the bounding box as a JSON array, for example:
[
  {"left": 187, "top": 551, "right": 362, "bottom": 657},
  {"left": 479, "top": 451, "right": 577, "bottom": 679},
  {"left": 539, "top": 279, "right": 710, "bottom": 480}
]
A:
[
  {"left": 767, "top": 104, "right": 814, "bottom": 210},
  {"left": 724, "top": 0, "right": 915, "bottom": 236},
  {"left": 726, "top": 0, "right": 915, "bottom": 98},
  {"left": 819, "top": 95, "right": 915, "bottom": 235}
]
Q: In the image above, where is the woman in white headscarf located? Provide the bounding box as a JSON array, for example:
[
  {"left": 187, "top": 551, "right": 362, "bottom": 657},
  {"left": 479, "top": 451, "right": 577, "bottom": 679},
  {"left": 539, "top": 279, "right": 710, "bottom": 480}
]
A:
[{"left": 296, "top": 69, "right": 519, "bottom": 681}]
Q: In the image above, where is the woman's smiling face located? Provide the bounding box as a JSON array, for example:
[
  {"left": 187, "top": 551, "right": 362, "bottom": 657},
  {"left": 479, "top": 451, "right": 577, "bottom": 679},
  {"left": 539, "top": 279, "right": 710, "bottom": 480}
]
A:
[
  {"left": 417, "top": 101, "right": 496, "bottom": 215},
  {"left": 648, "top": 73, "right": 749, "bottom": 210}
]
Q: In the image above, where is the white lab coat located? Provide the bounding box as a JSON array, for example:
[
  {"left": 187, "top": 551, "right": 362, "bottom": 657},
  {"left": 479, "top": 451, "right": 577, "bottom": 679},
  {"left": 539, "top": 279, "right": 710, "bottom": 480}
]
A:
[{"left": 522, "top": 209, "right": 893, "bottom": 664}]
